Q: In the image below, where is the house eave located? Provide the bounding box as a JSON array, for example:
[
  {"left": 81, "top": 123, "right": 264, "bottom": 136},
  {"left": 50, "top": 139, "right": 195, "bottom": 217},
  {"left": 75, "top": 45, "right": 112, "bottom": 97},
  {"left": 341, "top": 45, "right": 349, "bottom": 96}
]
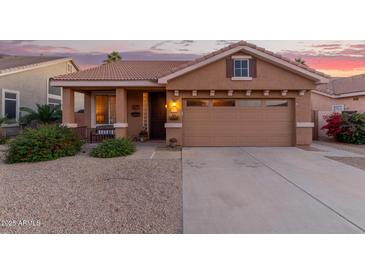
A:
[
  {"left": 50, "top": 80, "right": 164, "bottom": 88},
  {"left": 312, "top": 89, "right": 365, "bottom": 98}
]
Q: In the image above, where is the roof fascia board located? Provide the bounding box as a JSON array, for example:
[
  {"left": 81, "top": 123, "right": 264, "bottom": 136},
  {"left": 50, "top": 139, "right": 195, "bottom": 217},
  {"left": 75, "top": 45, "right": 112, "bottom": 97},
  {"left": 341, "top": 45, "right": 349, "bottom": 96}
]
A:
[
  {"left": 241, "top": 46, "right": 329, "bottom": 84},
  {"left": 50, "top": 80, "right": 164, "bottom": 88},
  {"left": 158, "top": 45, "right": 329, "bottom": 84},
  {"left": 0, "top": 58, "right": 73, "bottom": 77},
  {"left": 312, "top": 89, "right": 365, "bottom": 98}
]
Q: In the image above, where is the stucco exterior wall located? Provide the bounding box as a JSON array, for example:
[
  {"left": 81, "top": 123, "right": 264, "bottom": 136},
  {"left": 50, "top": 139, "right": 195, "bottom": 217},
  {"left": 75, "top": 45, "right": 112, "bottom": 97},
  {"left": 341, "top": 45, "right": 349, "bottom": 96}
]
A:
[
  {"left": 312, "top": 92, "right": 365, "bottom": 112},
  {"left": 127, "top": 90, "right": 143, "bottom": 139},
  {"left": 166, "top": 54, "right": 316, "bottom": 91},
  {"left": 0, "top": 60, "right": 76, "bottom": 114}
]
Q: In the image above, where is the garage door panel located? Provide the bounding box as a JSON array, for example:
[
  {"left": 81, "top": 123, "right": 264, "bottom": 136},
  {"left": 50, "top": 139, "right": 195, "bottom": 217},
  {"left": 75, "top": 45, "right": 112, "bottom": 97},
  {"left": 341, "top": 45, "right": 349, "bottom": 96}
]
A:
[{"left": 183, "top": 99, "right": 294, "bottom": 147}]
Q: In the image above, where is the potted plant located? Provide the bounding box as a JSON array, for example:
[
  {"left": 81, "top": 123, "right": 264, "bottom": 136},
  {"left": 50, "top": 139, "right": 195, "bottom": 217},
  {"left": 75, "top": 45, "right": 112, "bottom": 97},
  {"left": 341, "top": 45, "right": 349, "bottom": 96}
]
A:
[
  {"left": 169, "top": 137, "right": 178, "bottom": 148},
  {"left": 169, "top": 114, "right": 179, "bottom": 121},
  {"left": 139, "top": 128, "right": 148, "bottom": 142}
]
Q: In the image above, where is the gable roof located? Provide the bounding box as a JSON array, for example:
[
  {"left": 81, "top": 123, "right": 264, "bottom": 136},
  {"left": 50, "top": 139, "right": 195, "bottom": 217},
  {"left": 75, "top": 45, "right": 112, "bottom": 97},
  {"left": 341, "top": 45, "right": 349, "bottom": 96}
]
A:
[
  {"left": 158, "top": 41, "right": 330, "bottom": 84},
  {"left": 0, "top": 56, "right": 79, "bottom": 76},
  {"left": 52, "top": 60, "right": 189, "bottom": 81},
  {"left": 317, "top": 73, "right": 365, "bottom": 96}
]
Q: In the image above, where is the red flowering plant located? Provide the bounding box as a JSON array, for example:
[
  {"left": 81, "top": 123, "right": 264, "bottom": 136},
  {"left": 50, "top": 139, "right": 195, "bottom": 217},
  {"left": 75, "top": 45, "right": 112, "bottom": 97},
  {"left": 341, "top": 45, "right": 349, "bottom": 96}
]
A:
[{"left": 321, "top": 112, "right": 342, "bottom": 137}]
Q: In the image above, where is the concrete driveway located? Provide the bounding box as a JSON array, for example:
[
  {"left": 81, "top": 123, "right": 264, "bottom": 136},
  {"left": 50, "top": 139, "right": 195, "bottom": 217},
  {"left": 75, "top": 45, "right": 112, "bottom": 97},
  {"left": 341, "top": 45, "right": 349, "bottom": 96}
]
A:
[{"left": 183, "top": 146, "right": 365, "bottom": 233}]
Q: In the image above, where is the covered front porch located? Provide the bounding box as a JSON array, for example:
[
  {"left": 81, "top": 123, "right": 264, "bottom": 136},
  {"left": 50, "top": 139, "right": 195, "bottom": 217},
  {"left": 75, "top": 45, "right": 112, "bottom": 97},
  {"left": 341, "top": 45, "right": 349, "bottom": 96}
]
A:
[{"left": 62, "top": 87, "right": 173, "bottom": 143}]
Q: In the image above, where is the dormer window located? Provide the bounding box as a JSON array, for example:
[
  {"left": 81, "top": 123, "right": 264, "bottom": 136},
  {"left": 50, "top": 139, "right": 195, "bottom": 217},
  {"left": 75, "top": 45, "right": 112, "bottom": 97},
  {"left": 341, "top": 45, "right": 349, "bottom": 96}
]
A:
[{"left": 234, "top": 59, "right": 249, "bottom": 77}]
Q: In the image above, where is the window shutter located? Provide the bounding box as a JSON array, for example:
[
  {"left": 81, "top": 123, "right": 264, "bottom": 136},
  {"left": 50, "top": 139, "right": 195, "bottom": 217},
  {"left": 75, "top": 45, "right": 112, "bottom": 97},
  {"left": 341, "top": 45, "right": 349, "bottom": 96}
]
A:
[
  {"left": 226, "top": 58, "right": 233, "bottom": 78},
  {"left": 249, "top": 59, "right": 257, "bottom": 78}
]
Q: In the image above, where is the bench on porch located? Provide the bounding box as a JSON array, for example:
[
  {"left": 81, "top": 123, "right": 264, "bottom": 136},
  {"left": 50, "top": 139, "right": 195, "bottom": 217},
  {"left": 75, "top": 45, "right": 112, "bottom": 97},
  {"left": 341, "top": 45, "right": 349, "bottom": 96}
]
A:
[{"left": 90, "top": 125, "right": 115, "bottom": 143}]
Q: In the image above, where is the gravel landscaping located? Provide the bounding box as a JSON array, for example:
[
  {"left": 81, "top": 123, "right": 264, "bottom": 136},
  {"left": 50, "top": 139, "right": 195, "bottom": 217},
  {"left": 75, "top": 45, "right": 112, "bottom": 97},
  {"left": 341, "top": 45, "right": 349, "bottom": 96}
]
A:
[
  {"left": 326, "top": 156, "right": 365, "bottom": 171},
  {"left": 0, "top": 150, "right": 182, "bottom": 233}
]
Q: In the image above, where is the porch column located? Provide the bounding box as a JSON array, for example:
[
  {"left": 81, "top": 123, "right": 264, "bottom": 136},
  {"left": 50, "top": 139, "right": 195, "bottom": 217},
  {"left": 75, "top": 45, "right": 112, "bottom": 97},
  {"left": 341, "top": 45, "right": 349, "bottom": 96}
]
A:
[
  {"left": 83, "top": 92, "right": 92, "bottom": 128},
  {"left": 114, "top": 88, "right": 128, "bottom": 138},
  {"left": 165, "top": 90, "right": 183, "bottom": 145},
  {"left": 62, "top": 88, "right": 77, "bottom": 128}
]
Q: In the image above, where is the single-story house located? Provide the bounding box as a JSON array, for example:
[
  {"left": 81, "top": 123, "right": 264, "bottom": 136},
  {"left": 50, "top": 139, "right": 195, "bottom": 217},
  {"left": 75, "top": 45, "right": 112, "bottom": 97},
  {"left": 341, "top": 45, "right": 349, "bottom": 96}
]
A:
[
  {"left": 313, "top": 74, "right": 365, "bottom": 112},
  {"left": 51, "top": 41, "right": 329, "bottom": 147},
  {"left": 312, "top": 73, "right": 365, "bottom": 139},
  {"left": 0, "top": 55, "right": 79, "bottom": 135}
]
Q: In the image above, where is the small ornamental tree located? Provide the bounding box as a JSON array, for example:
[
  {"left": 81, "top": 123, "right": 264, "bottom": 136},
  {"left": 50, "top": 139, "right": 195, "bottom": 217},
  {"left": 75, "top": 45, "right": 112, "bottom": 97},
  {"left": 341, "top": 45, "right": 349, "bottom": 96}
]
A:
[{"left": 321, "top": 112, "right": 342, "bottom": 137}]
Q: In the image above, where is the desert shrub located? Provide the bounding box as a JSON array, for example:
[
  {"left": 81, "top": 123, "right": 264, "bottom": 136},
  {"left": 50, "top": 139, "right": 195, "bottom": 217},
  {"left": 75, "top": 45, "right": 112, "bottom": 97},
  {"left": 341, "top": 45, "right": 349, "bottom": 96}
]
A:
[
  {"left": 322, "top": 112, "right": 365, "bottom": 144},
  {"left": 90, "top": 138, "right": 136, "bottom": 158},
  {"left": 5, "top": 124, "right": 81, "bottom": 163}
]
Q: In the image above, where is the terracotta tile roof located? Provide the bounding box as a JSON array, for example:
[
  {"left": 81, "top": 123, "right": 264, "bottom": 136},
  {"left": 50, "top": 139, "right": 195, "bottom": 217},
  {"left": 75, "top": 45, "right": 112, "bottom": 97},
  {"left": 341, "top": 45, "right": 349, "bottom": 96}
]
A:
[
  {"left": 53, "top": 40, "right": 330, "bottom": 82},
  {"left": 317, "top": 73, "right": 365, "bottom": 95},
  {"left": 0, "top": 56, "right": 70, "bottom": 73},
  {"left": 53, "top": 60, "right": 189, "bottom": 81}
]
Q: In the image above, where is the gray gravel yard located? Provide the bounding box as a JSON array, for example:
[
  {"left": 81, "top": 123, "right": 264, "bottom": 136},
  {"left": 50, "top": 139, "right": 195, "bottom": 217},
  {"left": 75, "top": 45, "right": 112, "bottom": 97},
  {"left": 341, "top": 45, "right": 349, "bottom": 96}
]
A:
[{"left": 0, "top": 146, "right": 182, "bottom": 233}]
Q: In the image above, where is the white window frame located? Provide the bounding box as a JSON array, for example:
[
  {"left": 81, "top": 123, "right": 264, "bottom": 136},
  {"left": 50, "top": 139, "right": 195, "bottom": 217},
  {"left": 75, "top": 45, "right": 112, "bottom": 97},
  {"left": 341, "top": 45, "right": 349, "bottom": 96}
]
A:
[
  {"left": 47, "top": 79, "right": 62, "bottom": 107},
  {"left": 332, "top": 104, "right": 345, "bottom": 113},
  {"left": 231, "top": 56, "right": 252, "bottom": 80},
  {"left": 1, "top": 88, "right": 20, "bottom": 126}
]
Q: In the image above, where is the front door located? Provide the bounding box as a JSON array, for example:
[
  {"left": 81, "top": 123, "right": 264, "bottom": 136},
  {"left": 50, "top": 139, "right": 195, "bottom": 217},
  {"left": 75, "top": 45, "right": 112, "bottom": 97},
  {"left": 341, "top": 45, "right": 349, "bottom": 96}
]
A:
[{"left": 149, "top": 92, "right": 166, "bottom": 140}]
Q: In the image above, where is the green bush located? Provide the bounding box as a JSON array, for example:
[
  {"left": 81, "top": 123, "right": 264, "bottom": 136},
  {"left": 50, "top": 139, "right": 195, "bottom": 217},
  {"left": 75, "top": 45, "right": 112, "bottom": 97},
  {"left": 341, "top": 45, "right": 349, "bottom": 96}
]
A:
[
  {"left": 90, "top": 138, "right": 136, "bottom": 158},
  {"left": 5, "top": 125, "right": 81, "bottom": 163}
]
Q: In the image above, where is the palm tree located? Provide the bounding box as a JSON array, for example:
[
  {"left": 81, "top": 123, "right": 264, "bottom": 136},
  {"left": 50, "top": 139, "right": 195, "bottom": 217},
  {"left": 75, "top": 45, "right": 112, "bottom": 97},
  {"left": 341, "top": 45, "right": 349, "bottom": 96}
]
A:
[
  {"left": 295, "top": 58, "right": 306, "bottom": 65},
  {"left": 103, "top": 51, "right": 122, "bottom": 64},
  {"left": 20, "top": 104, "right": 62, "bottom": 126}
]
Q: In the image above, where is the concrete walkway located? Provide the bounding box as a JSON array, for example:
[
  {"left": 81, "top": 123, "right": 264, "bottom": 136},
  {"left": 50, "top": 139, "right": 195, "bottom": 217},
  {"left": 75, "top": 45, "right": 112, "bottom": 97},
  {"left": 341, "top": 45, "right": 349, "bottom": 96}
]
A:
[{"left": 183, "top": 146, "right": 365, "bottom": 233}]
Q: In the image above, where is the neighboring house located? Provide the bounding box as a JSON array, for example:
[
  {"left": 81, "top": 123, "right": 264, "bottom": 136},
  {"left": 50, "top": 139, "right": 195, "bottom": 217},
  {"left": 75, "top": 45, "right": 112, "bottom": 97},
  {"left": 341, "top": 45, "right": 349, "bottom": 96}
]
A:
[
  {"left": 51, "top": 41, "right": 329, "bottom": 147},
  {"left": 0, "top": 56, "right": 79, "bottom": 135},
  {"left": 312, "top": 74, "right": 365, "bottom": 139},
  {"left": 313, "top": 74, "right": 365, "bottom": 112}
]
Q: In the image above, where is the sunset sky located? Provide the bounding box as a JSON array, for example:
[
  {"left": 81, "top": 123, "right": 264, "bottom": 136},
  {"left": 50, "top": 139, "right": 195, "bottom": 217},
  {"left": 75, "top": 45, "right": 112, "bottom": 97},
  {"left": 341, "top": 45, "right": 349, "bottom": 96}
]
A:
[{"left": 1, "top": 40, "right": 365, "bottom": 77}]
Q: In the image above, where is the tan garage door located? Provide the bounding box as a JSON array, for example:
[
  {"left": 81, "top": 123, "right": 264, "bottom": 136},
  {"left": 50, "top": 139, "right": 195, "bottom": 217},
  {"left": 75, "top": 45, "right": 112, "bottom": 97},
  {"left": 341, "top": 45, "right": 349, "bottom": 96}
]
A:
[{"left": 182, "top": 98, "right": 294, "bottom": 147}]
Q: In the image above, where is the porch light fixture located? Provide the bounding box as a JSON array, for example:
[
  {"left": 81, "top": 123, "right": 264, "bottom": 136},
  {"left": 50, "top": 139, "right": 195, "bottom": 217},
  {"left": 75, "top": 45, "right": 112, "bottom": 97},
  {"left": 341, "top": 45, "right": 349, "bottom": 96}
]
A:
[{"left": 170, "top": 100, "right": 178, "bottom": 113}]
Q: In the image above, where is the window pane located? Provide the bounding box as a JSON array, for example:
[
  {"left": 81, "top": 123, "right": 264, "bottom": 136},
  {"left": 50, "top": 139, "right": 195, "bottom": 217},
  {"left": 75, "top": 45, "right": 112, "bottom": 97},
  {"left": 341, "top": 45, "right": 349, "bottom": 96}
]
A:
[
  {"left": 49, "top": 86, "right": 62, "bottom": 96},
  {"left": 234, "top": 69, "right": 242, "bottom": 77},
  {"left": 5, "top": 100, "right": 16, "bottom": 119},
  {"left": 95, "top": 95, "right": 109, "bottom": 124},
  {"left": 234, "top": 60, "right": 241, "bottom": 68},
  {"left": 238, "top": 100, "right": 261, "bottom": 107},
  {"left": 212, "top": 99, "right": 235, "bottom": 107},
  {"left": 241, "top": 68, "right": 249, "bottom": 77},
  {"left": 48, "top": 98, "right": 61, "bottom": 105},
  {"left": 109, "top": 96, "right": 116, "bottom": 124},
  {"left": 186, "top": 99, "right": 209, "bottom": 107},
  {"left": 266, "top": 100, "right": 288, "bottom": 107},
  {"left": 241, "top": 60, "right": 248, "bottom": 68},
  {"left": 5, "top": 92, "right": 17, "bottom": 99}
]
